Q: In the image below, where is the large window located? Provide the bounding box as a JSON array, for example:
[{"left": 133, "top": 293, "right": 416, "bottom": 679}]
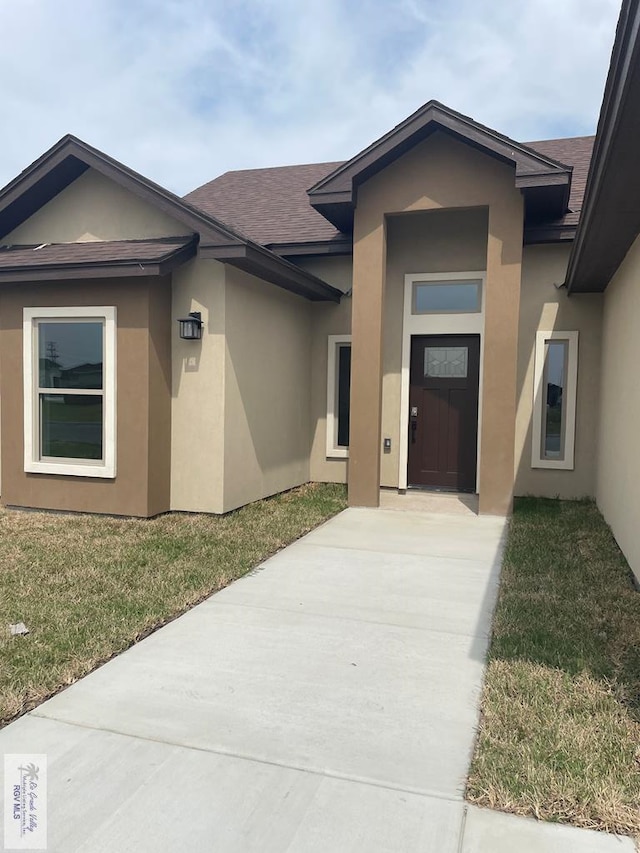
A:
[
  {"left": 23, "top": 307, "right": 116, "bottom": 477},
  {"left": 531, "top": 331, "right": 578, "bottom": 470},
  {"left": 326, "top": 335, "right": 351, "bottom": 458}
]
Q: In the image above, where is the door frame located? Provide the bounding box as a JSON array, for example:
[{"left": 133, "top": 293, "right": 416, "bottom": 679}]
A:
[{"left": 399, "top": 271, "right": 486, "bottom": 492}]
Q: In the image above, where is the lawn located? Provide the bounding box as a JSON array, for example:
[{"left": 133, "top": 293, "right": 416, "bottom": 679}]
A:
[
  {"left": 0, "top": 482, "right": 347, "bottom": 727},
  {"left": 467, "top": 498, "right": 640, "bottom": 837}
]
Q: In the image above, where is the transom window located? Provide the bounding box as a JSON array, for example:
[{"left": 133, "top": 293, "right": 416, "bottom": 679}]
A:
[
  {"left": 412, "top": 279, "right": 481, "bottom": 314},
  {"left": 23, "top": 307, "right": 116, "bottom": 478}
]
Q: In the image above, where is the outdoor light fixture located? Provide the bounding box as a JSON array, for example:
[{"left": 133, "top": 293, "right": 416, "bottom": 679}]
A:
[{"left": 178, "top": 311, "right": 203, "bottom": 340}]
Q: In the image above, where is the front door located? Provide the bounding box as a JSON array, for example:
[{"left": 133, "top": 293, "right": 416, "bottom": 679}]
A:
[{"left": 408, "top": 335, "right": 480, "bottom": 491}]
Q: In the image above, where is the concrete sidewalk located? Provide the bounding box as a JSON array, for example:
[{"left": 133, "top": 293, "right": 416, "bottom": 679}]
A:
[{"left": 0, "top": 507, "right": 634, "bottom": 851}]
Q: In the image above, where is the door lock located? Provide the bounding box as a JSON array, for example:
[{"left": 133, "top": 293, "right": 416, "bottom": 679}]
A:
[{"left": 410, "top": 406, "right": 418, "bottom": 444}]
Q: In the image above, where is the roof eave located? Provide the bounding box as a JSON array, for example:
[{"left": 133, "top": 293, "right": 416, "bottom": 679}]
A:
[
  {"left": 199, "top": 242, "right": 342, "bottom": 302},
  {"left": 566, "top": 0, "right": 640, "bottom": 294},
  {"left": 271, "top": 238, "right": 353, "bottom": 257},
  {"left": 0, "top": 237, "right": 198, "bottom": 282}
]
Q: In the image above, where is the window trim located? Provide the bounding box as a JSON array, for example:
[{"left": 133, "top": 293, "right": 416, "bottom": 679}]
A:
[
  {"left": 326, "top": 334, "right": 351, "bottom": 459},
  {"left": 23, "top": 306, "right": 117, "bottom": 478},
  {"left": 531, "top": 330, "right": 578, "bottom": 470}
]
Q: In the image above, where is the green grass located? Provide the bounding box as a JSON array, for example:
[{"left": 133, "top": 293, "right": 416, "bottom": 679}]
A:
[
  {"left": 0, "top": 482, "right": 347, "bottom": 727},
  {"left": 467, "top": 498, "right": 640, "bottom": 836}
]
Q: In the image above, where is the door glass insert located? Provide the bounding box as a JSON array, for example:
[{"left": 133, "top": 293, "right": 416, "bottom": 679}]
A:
[{"left": 424, "top": 346, "right": 468, "bottom": 378}]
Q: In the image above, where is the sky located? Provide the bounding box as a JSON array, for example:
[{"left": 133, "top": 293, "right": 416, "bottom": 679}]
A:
[{"left": 0, "top": 0, "right": 622, "bottom": 196}]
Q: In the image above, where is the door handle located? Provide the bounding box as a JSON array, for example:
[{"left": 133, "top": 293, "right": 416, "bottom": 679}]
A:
[{"left": 411, "top": 418, "right": 417, "bottom": 444}]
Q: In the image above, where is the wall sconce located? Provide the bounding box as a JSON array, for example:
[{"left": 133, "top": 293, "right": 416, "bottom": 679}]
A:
[{"left": 178, "top": 311, "right": 203, "bottom": 340}]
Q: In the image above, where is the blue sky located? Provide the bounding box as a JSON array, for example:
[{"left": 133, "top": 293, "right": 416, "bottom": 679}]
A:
[{"left": 0, "top": 0, "right": 621, "bottom": 195}]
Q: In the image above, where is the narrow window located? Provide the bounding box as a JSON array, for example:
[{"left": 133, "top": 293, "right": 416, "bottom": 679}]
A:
[
  {"left": 326, "top": 335, "right": 352, "bottom": 458},
  {"left": 24, "top": 307, "right": 117, "bottom": 478},
  {"left": 532, "top": 331, "right": 578, "bottom": 470}
]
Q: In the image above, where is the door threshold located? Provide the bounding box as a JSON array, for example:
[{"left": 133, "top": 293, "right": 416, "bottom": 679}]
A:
[{"left": 407, "top": 485, "right": 476, "bottom": 495}]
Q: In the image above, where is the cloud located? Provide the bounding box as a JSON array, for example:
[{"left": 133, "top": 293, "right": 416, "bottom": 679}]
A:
[{"left": 0, "top": 0, "right": 621, "bottom": 194}]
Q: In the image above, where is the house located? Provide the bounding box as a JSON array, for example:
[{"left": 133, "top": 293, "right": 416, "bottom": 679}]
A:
[{"left": 0, "top": 0, "right": 638, "bottom": 582}]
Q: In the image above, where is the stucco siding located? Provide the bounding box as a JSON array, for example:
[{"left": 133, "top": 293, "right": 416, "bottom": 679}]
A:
[
  {"left": 0, "top": 277, "right": 171, "bottom": 517},
  {"left": 382, "top": 208, "right": 489, "bottom": 488},
  {"left": 309, "top": 296, "right": 353, "bottom": 484},
  {"left": 515, "top": 243, "right": 602, "bottom": 498},
  {"left": 5, "top": 169, "right": 192, "bottom": 244},
  {"left": 223, "top": 268, "right": 312, "bottom": 512},
  {"left": 295, "top": 255, "right": 353, "bottom": 294},
  {"left": 170, "top": 257, "right": 226, "bottom": 513},
  {"left": 349, "top": 131, "right": 523, "bottom": 513},
  {"left": 596, "top": 233, "right": 640, "bottom": 582}
]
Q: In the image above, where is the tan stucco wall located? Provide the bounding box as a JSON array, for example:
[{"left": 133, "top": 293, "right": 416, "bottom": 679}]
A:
[
  {"left": 295, "top": 254, "right": 353, "bottom": 294},
  {"left": 349, "top": 131, "right": 523, "bottom": 514},
  {"left": 515, "top": 244, "right": 602, "bottom": 498},
  {"left": 381, "top": 208, "right": 488, "bottom": 487},
  {"left": 170, "top": 257, "right": 226, "bottom": 513},
  {"left": 309, "top": 296, "right": 353, "bottom": 483},
  {"left": 0, "top": 277, "right": 172, "bottom": 517},
  {"left": 5, "top": 169, "right": 192, "bottom": 244},
  {"left": 595, "top": 233, "right": 640, "bottom": 582},
  {"left": 301, "top": 256, "right": 353, "bottom": 483},
  {"left": 222, "top": 268, "right": 312, "bottom": 512}
]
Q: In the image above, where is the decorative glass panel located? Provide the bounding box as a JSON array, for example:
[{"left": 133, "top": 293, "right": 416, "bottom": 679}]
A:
[
  {"left": 424, "top": 346, "right": 468, "bottom": 378},
  {"left": 38, "top": 322, "right": 103, "bottom": 389},
  {"left": 413, "top": 281, "right": 480, "bottom": 314},
  {"left": 337, "top": 345, "right": 351, "bottom": 447},
  {"left": 40, "top": 395, "right": 103, "bottom": 460},
  {"left": 542, "top": 340, "right": 566, "bottom": 459}
]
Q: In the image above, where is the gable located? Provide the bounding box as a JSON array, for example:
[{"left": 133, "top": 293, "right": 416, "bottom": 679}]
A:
[
  {"left": 357, "top": 131, "right": 518, "bottom": 214},
  {"left": 308, "top": 100, "right": 572, "bottom": 233},
  {"left": 4, "top": 169, "right": 193, "bottom": 245}
]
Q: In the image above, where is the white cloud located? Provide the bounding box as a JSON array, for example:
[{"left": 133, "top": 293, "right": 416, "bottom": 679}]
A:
[{"left": 0, "top": 0, "right": 621, "bottom": 194}]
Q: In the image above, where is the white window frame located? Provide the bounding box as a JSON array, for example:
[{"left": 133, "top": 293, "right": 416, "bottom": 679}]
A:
[
  {"left": 23, "top": 306, "right": 117, "bottom": 478},
  {"left": 326, "top": 334, "right": 352, "bottom": 459},
  {"left": 531, "top": 330, "right": 578, "bottom": 470}
]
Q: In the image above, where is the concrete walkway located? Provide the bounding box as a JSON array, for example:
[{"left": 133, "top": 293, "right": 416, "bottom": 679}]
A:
[{"left": 0, "top": 507, "right": 634, "bottom": 852}]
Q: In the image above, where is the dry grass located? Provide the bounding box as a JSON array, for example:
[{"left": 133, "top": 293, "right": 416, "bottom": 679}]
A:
[
  {"left": 467, "top": 498, "right": 640, "bottom": 837},
  {"left": 0, "top": 483, "right": 347, "bottom": 726}
]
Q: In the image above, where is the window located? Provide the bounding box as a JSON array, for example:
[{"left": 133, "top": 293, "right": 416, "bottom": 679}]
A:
[
  {"left": 326, "top": 335, "right": 351, "bottom": 458},
  {"left": 23, "top": 307, "right": 116, "bottom": 477},
  {"left": 412, "top": 279, "right": 481, "bottom": 314},
  {"left": 531, "top": 331, "right": 578, "bottom": 470}
]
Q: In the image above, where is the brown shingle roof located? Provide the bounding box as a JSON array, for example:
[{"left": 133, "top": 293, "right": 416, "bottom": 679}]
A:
[
  {"left": 524, "top": 136, "right": 595, "bottom": 227},
  {"left": 184, "top": 136, "right": 595, "bottom": 247},
  {"left": 185, "top": 162, "right": 345, "bottom": 247},
  {"left": 0, "top": 236, "right": 193, "bottom": 270}
]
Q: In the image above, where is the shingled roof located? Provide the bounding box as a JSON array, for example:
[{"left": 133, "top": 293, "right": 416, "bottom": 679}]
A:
[
  {"left": 185, "top": 135, "right": 595, "bottom": 252},
  {"left": 0, "top": 236, "right": 197, "bottom": 281}
]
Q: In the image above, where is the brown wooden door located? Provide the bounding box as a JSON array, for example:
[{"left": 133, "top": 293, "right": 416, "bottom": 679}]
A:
[{"left": 408, "top": 335, "right": 480, "bottom": 491}]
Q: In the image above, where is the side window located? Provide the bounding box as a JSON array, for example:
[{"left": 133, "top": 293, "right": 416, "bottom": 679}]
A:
[
  {"left": 326, "top": 335, "right": 351, "bottom": 458},
  {"left": 531, "top": 331, "right": 578, "bottom": 469}
]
